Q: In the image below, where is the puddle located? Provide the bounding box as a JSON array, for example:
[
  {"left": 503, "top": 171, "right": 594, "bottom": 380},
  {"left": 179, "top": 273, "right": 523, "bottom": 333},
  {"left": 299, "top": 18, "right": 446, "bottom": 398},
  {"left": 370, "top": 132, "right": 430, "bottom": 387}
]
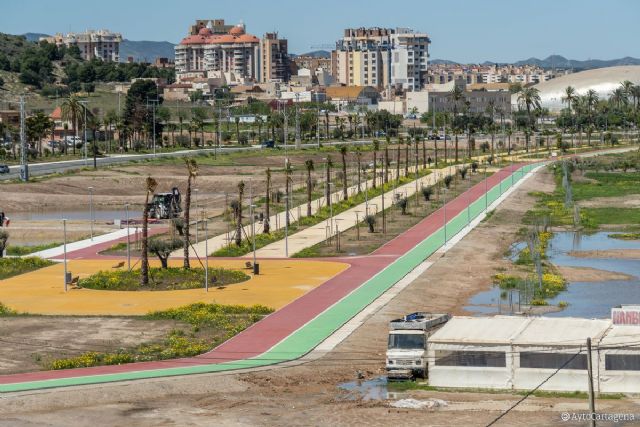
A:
[
  {"left": 466, "top": 232, "right": 640, "bottom": 318},
  {"left": 339, "top": 377, "right": 389, "bottom": 401}
]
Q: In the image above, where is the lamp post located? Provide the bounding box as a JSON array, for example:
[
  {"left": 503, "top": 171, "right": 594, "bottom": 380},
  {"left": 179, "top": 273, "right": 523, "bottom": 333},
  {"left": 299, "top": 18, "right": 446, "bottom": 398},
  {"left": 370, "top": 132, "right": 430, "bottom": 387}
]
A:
[
  {"left": 484, "top": 163, "right": 488, "bottom": 211},
  {"left": 88, "top": 186, "right": 94, "bottom": 241},
  {"left": 443, "top": 184, "right": 447, "bottom": 246},
  {"left": 284, "top": 194, "right": 289, "bottom": 257},
  {"left": 63, "top": 218, "right": 68, "bottom": 292},
  {"left": 125, "top": 203, "right": 131, "bottom": 271}
]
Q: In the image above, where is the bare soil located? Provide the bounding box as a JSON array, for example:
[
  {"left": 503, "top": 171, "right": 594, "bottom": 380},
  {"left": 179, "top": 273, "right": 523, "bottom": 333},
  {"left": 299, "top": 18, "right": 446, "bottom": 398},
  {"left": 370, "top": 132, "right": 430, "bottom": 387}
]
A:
[
  {"left": 0, "top": 317, "right": 180, "bottom": 374},
  {"left": 578, "top": 194, "right": 640, "bottom": 208},
  {"left": 556, "top": 265, "right": 636, "bottom": 282},
  {"left": 6, "top": 164, "right": 634, "bottom": 426},
  {"left": 568, "top": 249, "right": 640, "bottom": 260}
]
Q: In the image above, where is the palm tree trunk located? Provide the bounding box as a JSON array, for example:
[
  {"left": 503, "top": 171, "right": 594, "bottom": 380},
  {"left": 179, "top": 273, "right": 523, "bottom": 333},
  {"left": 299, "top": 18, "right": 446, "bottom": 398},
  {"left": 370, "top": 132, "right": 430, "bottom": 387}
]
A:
[
  {"left": 342, "top": 153, "right": 348, "bottom": 201},
  {"left": 264, "top": 169, "right": 271, "bottom": 234},
  {"left": 307, "top": 169, "right": 312, "bottom": 216},
  {"left": 141, "top": 195, "right": 150, "bottom": 286},
  {"left": 183, "top": 177, "right": 191, "bottom": 269},
  {"left": 384, "top": 147, "right": 389, "bottom": 184},
  {"left": 372, "top": 151, "right": 377, "bottom": 189},
  {"left": 396, "top": 146, "right": 401, "bottom": 182}
]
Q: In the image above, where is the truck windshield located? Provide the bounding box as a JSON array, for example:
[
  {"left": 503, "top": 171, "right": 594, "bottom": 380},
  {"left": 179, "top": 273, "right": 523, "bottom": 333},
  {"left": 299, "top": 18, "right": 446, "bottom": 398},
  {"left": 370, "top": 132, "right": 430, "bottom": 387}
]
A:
[{"left": 388, "top": 334, "right": 425, "bottom": 350}]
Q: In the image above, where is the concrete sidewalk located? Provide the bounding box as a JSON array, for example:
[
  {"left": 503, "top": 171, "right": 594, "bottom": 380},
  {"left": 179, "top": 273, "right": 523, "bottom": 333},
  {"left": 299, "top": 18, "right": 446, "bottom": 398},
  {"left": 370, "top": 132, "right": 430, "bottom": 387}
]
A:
[{"left": 248, "top": 164, "right": 463, "bottom": 258}]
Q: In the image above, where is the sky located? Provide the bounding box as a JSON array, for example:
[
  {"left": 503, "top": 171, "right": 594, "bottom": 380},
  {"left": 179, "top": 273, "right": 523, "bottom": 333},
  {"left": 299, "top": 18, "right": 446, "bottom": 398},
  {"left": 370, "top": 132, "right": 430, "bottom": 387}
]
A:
[{"left": 1, "top": 0, "right": 639, "bottom": 63}]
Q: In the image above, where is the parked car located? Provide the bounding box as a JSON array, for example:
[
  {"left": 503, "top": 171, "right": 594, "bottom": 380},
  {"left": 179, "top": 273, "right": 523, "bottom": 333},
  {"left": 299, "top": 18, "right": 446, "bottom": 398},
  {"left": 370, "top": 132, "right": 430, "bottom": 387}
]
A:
[
  {"left": 261, "top": 140, "right": 275, "bottom": 148},
  {"left": 0, "top": 164, "right": 10, "bottom": 174}
]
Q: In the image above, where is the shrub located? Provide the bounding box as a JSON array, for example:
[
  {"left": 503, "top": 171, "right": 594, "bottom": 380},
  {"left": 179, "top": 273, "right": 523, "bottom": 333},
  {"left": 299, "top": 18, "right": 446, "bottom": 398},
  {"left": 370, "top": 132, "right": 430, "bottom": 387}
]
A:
[
  {"left": 397, "top": 197, "right": 409, "bottom": 215},
  {"left": 471, "top": 162, "right": 479, "bottom": 173},
  {"left": 0, "top": 257, "right": 54, "bottom": 280},
  {"left": 0, "top": 302, "right": 17, "bottom": 316},
  {"left": 443, "top": 174, "right": 453, "bottom": 189},
  {"left": 459, "top": 166, "right": 469, "bottom": 180},
  {"left": 421, "top": 186, "right": 433, "bottom": 201},
  {"left": 365, "top": 214, "right": 376, "bottom": 232}
]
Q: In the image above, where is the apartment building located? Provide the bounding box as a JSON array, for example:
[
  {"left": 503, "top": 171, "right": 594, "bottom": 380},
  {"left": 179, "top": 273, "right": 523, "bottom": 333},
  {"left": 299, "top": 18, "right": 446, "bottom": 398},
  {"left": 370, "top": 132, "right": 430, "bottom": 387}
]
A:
[
  {"left": 427, "top": 64, "right": 571, "bottom": 85},
  {"left": 40, "top": 30, "right": 122, "bottom": 62},
  {"left": 332, "top": 27, "right": 430, "bottom": 91},
  {"left": 175, "top": 20, "right": 261, "bottom": 83},
  {"left": 261, "top": 32, "right": 290, "bottom": 82}
]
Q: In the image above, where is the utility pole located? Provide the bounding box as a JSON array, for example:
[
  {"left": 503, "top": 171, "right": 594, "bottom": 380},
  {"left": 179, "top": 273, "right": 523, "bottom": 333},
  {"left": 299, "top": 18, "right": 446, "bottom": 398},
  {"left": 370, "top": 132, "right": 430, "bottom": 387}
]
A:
[
  {"left": 19, "top": 96, "right": 28, "bottom": 182},
  {"left": 587, "top": 337, "right": 596, "bottom": 427}
]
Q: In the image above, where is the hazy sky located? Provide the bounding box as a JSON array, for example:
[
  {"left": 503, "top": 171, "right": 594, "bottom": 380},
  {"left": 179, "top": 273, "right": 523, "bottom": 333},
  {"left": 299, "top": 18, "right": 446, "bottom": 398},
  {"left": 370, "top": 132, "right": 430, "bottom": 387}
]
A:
[{"left": 2, "top": 0, "right": 638, "bottom": 62}]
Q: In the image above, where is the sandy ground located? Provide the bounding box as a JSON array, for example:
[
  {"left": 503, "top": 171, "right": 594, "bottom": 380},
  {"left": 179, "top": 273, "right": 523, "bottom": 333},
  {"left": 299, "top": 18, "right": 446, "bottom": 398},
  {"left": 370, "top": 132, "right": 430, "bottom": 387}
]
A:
[
  {"left": 556, "top": 265, "right": 636, "bottom": 282},
  {"left": 568, "top": 249, "right": 640, "bottom": 259},
  {"left": 5, "top": 220, "right": 119, "bottom": 246},
  {"left": 7, "top": 164, "right": 636, "bottom": 426},
  {"left": 0, "top": 317, "right": 179, "bottom": 374},
  {"left": 578, "top": 194, "right": 640, "bottom": 208}
]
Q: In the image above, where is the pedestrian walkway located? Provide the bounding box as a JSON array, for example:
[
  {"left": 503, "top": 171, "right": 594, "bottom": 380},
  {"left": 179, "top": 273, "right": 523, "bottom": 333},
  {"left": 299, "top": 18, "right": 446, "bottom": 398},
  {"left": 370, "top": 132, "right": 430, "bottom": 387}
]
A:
[
  {"left": 172, "top": 160, "right": 434, "bottom": 258},
  {"left": 249, "top": 164, "right": 464, "bottom": 258}
]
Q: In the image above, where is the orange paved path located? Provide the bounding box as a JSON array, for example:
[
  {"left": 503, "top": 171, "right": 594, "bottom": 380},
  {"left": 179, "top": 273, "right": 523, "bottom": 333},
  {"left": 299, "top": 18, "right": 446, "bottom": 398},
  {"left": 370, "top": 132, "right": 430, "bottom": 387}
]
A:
[{"left": 0, "top": 259, "right": 349, "bottom": 316}]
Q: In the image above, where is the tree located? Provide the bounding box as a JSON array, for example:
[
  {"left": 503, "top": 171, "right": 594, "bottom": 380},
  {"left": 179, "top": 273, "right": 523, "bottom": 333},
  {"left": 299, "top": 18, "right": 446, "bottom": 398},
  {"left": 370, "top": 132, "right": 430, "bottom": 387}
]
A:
[
  {"left": 141, "top": 177, "right": 158, "bottom": 287},
  {"left": 235, "top": 181, "right": 245, "bottom": 246},
  {"left": 449, "top": 85, "right": 464, "bottom": 161},
  {"left": 26, "top": 111, "right": 54, "bottom": 157},
  {"left": 0, "top": 229, "right": 8, "bottom": 258},
  {"left": 365, "top": 214, "right": 376, "bottom": 233},
  {"left": 372, "top": 139, "right": 380, "bottom": 188},
  {"left": 305, "top": 159, "right": 314, "bottom": 216},
  {"left": 263, "top": 168, "right": 272, "bottom": 233},
  {"left": 421, "top": 186, "right": 433, "bottom": 202},
  {"left": 517, "top": 87, "right": 541, "bottom": 152},
  {"left": 149, "top": 238, "right": 183, "bottom": 269},
  {"left": 234, "top": 116, "right": 241, "bottom": 143},
  {"left": 355, "top": 147, "right": 362, "bottom": 193},
  {"left": 284, "top": 160, "right": 293, "bottom": 226},
  {"left": 325, "top": 156, "right": 333, "bottom": 208},
  {"left": 397, "top": 197, "right": 409, "bottom": 215},
  {"left": 339, "top": 145, "right": 348, "bottom": 200},
  {"left": 183, "top": 159, "right": 198, "bottom": 269},
  {"left": 61, "top": 95, "right": 83, "bottom": 155}
]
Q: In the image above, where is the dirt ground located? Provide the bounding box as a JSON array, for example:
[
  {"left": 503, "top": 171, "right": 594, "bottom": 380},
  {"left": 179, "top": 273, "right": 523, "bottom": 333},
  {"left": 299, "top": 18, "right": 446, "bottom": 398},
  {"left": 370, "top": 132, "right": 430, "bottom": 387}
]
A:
[
  {"left": 0, "top": 317, "right": 180, "bottom": 374},
  {"left": 568, "top": 249, "right": 640, "bottom": 259},
  {"left": 6, "top": 163, "right": 639, "bottom": 426},
  {"left": 556, "top": 265, "right": 636, "bottom": 282}
]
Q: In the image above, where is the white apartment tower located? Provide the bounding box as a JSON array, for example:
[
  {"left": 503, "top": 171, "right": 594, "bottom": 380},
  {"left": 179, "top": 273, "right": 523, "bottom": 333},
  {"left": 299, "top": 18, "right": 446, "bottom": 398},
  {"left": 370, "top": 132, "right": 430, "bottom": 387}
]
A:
[
  {"left": 40, "top": 30, "right": 122, "bottom": 62},
  {"left": 333, "top": 27, "right": 430, "bottom": 91}
]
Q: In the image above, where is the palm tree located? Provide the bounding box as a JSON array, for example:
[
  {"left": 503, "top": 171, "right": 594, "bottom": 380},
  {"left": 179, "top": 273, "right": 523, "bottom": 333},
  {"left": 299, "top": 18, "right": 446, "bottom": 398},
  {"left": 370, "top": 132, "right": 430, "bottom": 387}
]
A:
[
  {"left": 284, "top": 160, "right": 293, "bottom": 226},
  {"left": 384, "top": 144, "right": 390, "bottom": 183},
  {"left": 584, "top": 90, "right": 599, "bottom": 146},
  {"left": 372, "top": 139, "right": 379, "bottom": 188},
  {"left": 234, "top": 116, "right": 241, "bottom": 143},
  {"left": 517, "top": 87, "right": 541, "bottom": 152},
  {"left": 325, "top": 155, "right": 333, "bottom": 208},
  {"left": 141, "top": 176, "right": 158, "bottom": 287},
  {"left": 338, "top": 145, "right": 348, "bottom": 200},
  {"left": 404, "top": 140, "right": 410, "bottom": 177},
  {"left": 562, "top": 86, "right": 577, "bottom": 148},
  {"left": 263, "top": 168, "right": 271, "bottom": 234},
  {"left": 183, "top": 159, "right": 198, "bottom": 269},
  {"left": 449, "top": 85, "right": 464, "bottom": 161},
  {"left": 61, "top": 95, "right": 83, "bottom": 155},
  {"left": 324, "top": 110, "right": 330, "bottom": 139},
  {"left": 355, "top": 147, "right": 362, "bottom": 193},
  {"left": 256, "top": 116, "right": 264, "bottom": 143},
  {"left": 506, "top": 127, "right": 513, "bottom": 155},
  {"left": 235, "top": 181, "right": 245, "bottom": 246},
  {"left": 396, "top": 143, "right": 401, "bottom": 182},
  {"left": 305, "top": 159, "right": 314, "bottom": 216}
]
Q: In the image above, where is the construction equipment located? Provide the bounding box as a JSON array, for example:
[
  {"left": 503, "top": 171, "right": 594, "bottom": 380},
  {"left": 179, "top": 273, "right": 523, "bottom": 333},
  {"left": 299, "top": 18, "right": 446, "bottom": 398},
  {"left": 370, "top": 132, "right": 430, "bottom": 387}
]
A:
[
  {"left": 386, "top": 312, "right": 450, "bottom": 380},
  {"left": 148, "top": 187, "right": 182, "bottom": 219}
]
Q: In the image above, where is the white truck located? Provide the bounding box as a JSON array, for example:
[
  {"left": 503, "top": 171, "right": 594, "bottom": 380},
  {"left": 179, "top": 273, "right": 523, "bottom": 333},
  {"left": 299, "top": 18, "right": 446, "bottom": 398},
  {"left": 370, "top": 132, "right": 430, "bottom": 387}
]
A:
[{"left": 386, "top": 312, "right": 450, "bottom": 380}]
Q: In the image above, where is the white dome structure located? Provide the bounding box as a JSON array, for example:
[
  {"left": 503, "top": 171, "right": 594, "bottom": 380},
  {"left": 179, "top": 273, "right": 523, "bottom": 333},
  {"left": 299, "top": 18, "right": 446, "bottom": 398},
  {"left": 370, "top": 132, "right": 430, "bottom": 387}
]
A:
[{"left": 520, "top": 66, "right": 640, "bottom": 112}]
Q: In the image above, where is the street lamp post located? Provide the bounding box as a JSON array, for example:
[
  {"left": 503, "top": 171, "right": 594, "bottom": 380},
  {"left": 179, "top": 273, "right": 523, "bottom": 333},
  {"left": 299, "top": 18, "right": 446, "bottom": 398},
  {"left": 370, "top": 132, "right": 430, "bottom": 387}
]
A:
[
  {"left": 484, "top": 164, "right": 488, "bottom": 211},
  {"left": 63, "top": 219, "right": 68, "bottom": 292},
  {"left": 125, "top": 203, "right": 131, "bottom": 271},
  {"left": 284, "top": 194, "right": 289, "bottom": 257},
  {"left": 79, "top": 100, "right": 89, "bottom": 167},
  {"left": 88, "top": 186, "right": 94, "bottom": 241}
]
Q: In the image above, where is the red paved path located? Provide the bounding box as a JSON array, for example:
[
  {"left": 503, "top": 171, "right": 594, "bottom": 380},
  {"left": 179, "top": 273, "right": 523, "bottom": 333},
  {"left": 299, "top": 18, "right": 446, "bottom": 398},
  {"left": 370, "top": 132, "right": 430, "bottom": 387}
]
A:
[{"left": 0, "top": 165, "right": 525, "bottom": 386}]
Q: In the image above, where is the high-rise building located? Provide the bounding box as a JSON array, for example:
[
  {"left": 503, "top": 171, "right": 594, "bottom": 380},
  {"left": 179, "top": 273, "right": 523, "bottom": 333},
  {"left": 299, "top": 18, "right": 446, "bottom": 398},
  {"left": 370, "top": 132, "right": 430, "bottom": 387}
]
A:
[
  {"left": 175, "top": 20, "right": 260, "bottom": 83},
  {"left": 260, "top": 33, "right": 290, "bottom": 82},
  {"left": 332, "top": 27, "right": 430, "bottom": 91},
  {"left": 40, "top": 30, "right": 122, "bottom": 62}
]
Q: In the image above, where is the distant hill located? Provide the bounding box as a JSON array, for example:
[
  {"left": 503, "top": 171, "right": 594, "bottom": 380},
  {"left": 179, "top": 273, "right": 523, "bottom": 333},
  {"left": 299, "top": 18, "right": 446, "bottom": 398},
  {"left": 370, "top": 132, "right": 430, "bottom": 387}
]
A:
[
  {"left": 292, "top": 50, "right": 331, "bottom": 59},
  {"left": 432, "top": 55, "right": 640, "bottom": 70},
  {"left": 430, "top": 59, "right": 459, "bottom": 65},
  {"left": 119, "top": 40, "right": 176, "bottom": 62},
  {"left": 22, "top": 32, "right": 48, "bottom": 43},
  {"left": 1, "top": 33, "right": 33, "bottom": 57}
]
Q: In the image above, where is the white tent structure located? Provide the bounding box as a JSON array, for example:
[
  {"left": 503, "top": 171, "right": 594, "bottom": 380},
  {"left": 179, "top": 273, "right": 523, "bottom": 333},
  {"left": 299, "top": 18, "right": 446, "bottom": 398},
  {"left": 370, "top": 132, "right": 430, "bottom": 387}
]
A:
[{"left": 427, "top": 316, "right": 640, "bottom": 393}]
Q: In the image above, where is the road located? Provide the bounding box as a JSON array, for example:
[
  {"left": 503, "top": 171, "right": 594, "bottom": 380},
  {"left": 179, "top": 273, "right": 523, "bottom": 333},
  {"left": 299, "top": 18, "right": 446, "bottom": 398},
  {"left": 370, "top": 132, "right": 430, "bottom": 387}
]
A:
[{"left": 0, "top": 140, "right": 373, "bottom": 181}]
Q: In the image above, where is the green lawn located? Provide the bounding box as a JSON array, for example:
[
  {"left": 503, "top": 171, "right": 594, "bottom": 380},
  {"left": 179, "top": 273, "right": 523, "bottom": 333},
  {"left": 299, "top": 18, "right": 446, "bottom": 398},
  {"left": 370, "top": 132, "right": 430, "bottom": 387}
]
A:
[
  {"left": 0, "top": 257, "right": 55, "bottom": 280},
  {"left": 582, "top": 207, "right": 640, "bottom": 226},
  {"left": 573, "top": 172, "right": 640, "bottom": 200}
]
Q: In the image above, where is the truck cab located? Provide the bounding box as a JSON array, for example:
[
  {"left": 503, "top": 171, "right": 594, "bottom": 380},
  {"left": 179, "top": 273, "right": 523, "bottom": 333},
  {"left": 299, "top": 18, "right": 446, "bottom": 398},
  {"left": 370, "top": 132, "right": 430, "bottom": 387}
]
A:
[{"left": 386, "top": 312, "right": 450, "bottom": 380}]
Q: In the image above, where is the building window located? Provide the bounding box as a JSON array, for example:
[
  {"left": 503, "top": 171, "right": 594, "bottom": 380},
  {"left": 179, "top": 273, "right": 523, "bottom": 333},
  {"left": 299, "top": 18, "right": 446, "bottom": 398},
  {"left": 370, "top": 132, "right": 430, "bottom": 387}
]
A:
[
  {"left": 520, "top": 352, "right": 587, "bottom": 370},
  {"left": 606, "top": 354, "right": 640, "bottom": 371},
  {"left": 435, "top": 350, "right": 506, "bottom": 368}
]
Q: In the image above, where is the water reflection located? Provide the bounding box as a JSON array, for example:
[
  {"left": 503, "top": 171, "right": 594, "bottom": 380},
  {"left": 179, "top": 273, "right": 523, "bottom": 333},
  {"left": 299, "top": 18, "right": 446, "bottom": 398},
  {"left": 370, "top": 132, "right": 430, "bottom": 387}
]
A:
[{"left": 466, "top": 232, "right": 640, "bottom": 318}]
